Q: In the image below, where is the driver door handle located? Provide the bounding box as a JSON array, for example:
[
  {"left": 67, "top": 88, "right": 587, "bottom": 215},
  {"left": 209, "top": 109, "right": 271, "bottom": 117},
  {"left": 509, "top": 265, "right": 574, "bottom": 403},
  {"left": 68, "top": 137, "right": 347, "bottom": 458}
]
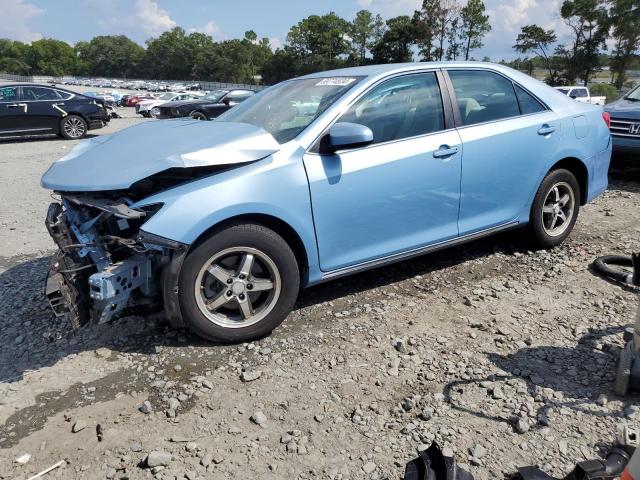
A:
[{"left": 433, "top": 145, "right": 459, "bottom": 158}]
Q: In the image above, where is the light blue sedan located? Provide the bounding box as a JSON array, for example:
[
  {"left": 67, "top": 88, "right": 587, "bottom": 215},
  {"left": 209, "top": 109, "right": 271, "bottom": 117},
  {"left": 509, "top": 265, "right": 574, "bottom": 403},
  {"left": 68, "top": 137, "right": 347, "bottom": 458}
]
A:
[{"left": 41, "top": 62, "right": 611, "bottom": 342}]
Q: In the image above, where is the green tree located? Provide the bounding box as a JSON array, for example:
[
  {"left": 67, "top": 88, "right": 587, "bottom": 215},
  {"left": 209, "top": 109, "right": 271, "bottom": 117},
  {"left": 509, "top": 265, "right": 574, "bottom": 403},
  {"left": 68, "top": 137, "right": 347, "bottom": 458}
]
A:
[
  {"left": 513, "top": 25, "right": 557, "bottom": 81},
  {"left": 371, "top": 16, "right": 416, "bottom": 63},
  {"left": 350, "top": 9, "right": 385, "bottom": 64},
  {"left": 412, "top": 0, "right": 443, "bottom": 61},
  {"left": 560, "top": 0, "right": 610, "bottom": 85},
  {"left": 76, "top": 35, "right": 145, "bottom": 78},
  {"left": 27, "top": 39, "right": 76, "bottom": 76},
  {"left": 609, "top": 0, "right": 640, "bottom": 89},
  {"left": 460, "top": 0, "right": 491, "bottom": 61},
  {"left": 261, "top": 47, "right": 299, "bottom": 83},
  {"left": 0, "top": 39, "right": 31, "bottom": 75},
  {"left": 141, "top": 27, "right": 193, "bottom": 79},
  {"left": 287, "top": 12, "right": 351, "bottom": 66},
  {"left": 434, "top": 0, "right": 460, "bottom": 60},
  {"left": 446, "top": 17, "right": 463, "bottom": 59}
]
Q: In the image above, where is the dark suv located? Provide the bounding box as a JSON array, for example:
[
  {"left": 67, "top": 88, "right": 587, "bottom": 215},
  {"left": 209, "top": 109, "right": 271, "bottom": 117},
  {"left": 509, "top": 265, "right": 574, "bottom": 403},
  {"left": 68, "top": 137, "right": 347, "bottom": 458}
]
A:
[
  {"left": 0, "top": 84, "right": 110, "bottom": 139},
  {"left": 153, "top": 89, "right": 255, "bottom": 120},
  {"left": 605, "top": 83, "right": 640, "bottom": 158}
]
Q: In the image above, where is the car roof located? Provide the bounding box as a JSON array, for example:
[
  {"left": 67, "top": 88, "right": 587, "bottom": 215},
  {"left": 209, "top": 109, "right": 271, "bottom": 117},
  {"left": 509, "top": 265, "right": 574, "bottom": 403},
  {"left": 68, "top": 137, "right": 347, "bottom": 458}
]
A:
[
  {"left": 297, "top": 61, "right": 521, "bottom": 80},
  {"left": 2, "top": 83, "right": 76, "bottom": 94}
]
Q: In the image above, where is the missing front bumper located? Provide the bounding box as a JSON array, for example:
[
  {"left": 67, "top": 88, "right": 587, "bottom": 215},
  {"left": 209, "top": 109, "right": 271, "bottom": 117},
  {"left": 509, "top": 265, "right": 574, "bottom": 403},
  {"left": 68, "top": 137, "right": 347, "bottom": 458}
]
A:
[{"left": 43, "top": 199, "right": 170, "bottom": 330}]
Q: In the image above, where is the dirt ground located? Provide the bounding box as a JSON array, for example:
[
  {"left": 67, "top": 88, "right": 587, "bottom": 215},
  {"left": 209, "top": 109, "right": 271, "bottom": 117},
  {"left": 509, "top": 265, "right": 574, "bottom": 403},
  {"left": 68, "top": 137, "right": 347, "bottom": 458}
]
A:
[{"left": 0, "top": 106, "right": 639, "bottom": 480}]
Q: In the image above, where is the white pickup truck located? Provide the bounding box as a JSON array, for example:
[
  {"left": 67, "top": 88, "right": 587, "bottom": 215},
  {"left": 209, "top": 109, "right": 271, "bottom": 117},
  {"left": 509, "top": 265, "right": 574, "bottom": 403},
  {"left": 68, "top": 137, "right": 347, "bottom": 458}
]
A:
[{"left": 554, "top": 86, "right": 606, "bottom": 105}]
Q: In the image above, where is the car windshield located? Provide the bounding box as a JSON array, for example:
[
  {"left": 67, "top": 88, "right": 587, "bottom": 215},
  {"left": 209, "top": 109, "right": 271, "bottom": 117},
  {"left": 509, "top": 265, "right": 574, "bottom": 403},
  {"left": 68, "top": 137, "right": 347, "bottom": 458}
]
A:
[
  {"left": 159, "top": 92, "right": 175, "bottom": 100},
  {"left": 217, "top": 76, "right": 364, "bottom": 144},
  {"left": 625, "top": 84, "right": 640, "bottom": 101},
  {"left": 204, "top": 89, "right": 228, "bottom": 101},
  {"left": 557, "top": 88, "right": 569, "bottom": 95}
]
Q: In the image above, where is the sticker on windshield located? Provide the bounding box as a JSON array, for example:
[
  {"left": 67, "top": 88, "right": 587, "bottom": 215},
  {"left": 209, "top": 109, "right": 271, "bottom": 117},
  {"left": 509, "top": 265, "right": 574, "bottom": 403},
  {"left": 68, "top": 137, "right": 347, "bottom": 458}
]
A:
[{"left": 316, "top": 78, "right": 356, "bottom": 87}]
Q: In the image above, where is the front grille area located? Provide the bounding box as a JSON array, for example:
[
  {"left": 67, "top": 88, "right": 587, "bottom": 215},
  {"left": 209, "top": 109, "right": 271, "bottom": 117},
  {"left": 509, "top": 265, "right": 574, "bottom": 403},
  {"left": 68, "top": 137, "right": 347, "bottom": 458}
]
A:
[{"left": 610, "top": 118, "right": 640, "bottom": 138}]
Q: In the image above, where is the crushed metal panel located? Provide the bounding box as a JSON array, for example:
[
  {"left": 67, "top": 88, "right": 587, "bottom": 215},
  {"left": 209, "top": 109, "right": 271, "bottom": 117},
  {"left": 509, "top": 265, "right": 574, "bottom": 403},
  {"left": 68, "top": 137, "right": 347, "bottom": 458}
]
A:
[{"left": 40, "top": 120, "right": 280, "bottom": 192}]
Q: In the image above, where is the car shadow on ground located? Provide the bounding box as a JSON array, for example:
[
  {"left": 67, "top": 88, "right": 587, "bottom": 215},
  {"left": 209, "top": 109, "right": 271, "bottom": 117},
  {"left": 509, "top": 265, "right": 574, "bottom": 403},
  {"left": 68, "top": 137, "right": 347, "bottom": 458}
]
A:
[
  {"left": 0, "top": 230, "right": 530, "bottom": 384},
  {"left": 442, "top": 325, "right": 639, "bottom": 433},
  {"left": 0, "top": 133, "right": 99, "bottom": 144}
]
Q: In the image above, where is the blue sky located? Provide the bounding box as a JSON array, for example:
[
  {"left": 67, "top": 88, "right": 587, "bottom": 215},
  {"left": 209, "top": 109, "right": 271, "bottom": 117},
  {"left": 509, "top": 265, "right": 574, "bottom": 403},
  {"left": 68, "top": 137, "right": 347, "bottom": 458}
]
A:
[{"left": 2, "top": 0, "right": 571, "bottom": 60}]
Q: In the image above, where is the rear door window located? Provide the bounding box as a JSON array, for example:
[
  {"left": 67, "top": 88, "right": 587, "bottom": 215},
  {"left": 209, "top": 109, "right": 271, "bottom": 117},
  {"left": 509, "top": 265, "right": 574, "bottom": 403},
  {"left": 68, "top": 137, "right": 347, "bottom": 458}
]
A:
[
  {"left": 22, "top": 86, "right": 59, "bottom": 101},
  {"left": 448, "top": 70, "right": 520, "bottom": 126}
]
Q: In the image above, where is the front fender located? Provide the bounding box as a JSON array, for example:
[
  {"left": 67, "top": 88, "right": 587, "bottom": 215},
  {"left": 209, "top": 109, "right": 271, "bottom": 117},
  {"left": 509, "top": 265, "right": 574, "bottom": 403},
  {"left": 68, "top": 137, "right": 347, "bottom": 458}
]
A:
[{"left": 132, "top": 153, "right": 320, "bottom": 278}]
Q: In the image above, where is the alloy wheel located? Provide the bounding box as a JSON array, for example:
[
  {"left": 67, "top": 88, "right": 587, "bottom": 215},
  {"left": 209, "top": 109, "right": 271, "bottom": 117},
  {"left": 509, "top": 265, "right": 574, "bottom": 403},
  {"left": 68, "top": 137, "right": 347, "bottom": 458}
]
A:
[
  {"left": 63, "top": 117, "right": 86, "bottom": 138},
  {"left": 541, "top": 181, "right": 575, "bottom": 237},
  {"left": 194, "top": 247, "right": 281, "bottom": 328}
]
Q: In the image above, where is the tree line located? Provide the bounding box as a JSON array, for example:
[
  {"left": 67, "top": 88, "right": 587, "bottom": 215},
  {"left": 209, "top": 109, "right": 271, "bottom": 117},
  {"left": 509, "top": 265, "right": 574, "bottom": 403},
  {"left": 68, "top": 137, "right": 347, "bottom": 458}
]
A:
[
  {"left": 0, "top": 0, "right": 491, "bottom": 85},
  {"left": 511, "top": 0, "right": 640, "bottom": 88},
  {"left": 0, "top": 0, "right": 638, "bottom": 88}
]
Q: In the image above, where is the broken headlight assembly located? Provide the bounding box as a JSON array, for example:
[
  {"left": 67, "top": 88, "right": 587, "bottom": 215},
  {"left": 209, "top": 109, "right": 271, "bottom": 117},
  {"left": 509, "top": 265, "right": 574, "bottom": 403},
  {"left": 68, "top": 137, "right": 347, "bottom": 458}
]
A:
[{"left": 44, "top": 194, "right": 181, "bottom": 330}]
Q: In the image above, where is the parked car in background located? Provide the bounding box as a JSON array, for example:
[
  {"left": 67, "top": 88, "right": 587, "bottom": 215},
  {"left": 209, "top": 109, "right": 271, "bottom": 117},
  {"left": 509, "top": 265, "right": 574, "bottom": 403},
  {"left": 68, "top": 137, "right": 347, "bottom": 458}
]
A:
[
  {"left": 604, "top": 83, "right": 640, "bottom": 158},
  {"left": 41, "top": 62, "right": 611, "bottom": 343},
  {"left": 83, "top": 91, "right": 117, "bottom": 106},
  {"left": 0, "top": 84, "right": 109, "bottom": 139},
  {"left": 124, "top": 94, "right": 156, "bottom": 107},
  {"left": 554, "top": 86, "right": 606, "bottom": 105},
  {"left": 152, "top": 89, "right": 255, "bottom": 120},
  {"left": 136, "top": 92, "right": 198, "bottom": 117}
]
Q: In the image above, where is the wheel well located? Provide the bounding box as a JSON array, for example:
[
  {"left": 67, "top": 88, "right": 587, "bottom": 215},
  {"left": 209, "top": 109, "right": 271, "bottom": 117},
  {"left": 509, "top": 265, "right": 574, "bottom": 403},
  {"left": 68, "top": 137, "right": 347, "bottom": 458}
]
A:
[
  {"left": 191, "top": 214, "right": 309, "bottom": 282},
  {"left": 548, "top": 157, "right": 588, "bottom": 205}
]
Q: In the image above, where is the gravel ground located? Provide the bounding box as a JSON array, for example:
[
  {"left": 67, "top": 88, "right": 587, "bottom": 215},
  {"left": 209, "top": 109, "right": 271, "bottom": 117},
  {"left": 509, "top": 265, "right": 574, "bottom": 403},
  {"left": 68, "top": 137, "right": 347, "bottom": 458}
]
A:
[{"left": 0, "top": 110, "right": 639, "bottom": 480}]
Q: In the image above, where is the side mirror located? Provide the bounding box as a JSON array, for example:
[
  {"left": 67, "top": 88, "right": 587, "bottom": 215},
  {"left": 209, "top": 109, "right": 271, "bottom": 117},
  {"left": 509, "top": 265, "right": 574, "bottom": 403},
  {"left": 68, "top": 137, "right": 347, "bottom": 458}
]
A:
[
  {"left": 323, "top": 122, "right": 373, "bottom": 154},
  {"left": 223, "top": 97, "right": 236, "bottom": 106},
  {"left": 569, "top": 93, "right": 578, "bottom": 99}
]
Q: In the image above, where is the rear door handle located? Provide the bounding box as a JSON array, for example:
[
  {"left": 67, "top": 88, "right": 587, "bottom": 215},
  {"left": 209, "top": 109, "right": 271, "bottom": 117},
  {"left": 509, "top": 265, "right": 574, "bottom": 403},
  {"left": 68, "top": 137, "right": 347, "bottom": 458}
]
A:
[
  {"left": 433, "top": 145, "right": 459, "bottom": 158},
  {"left": 538, "top": 125, "right": 556, "bottom": 136}
]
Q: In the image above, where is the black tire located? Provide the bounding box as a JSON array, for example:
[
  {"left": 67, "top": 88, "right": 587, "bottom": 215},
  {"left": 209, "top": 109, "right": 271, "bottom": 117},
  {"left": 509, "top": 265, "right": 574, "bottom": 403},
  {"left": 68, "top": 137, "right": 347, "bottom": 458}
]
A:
[
  {"left": 526, "top": 169, "right": 580, "bottom": 249},
  {"left": 59, "top": 115, "right": 88, "bottom": 140},
  {"left": 593, "top": 255, "right": 634, "bottom": 284},
  {"left": 178, "top": 223, "right": 300, "bottom": 343},
  {"left": 190, "top": 111, "right": 208, "bottom": 121}
]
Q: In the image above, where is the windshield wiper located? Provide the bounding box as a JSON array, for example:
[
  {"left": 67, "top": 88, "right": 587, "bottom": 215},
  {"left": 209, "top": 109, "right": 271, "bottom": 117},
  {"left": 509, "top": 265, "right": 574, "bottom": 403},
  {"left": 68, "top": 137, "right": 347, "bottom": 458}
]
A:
[{"left": 625, "top": 97, "right": 639, "bottom": 101}]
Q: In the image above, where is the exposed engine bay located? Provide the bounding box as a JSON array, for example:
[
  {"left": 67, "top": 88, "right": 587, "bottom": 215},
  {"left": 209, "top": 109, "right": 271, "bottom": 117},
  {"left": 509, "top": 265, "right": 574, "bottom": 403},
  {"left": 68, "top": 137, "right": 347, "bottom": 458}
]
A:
[{"left": 44, "top": 193, "right": 184, "bottom": 330}]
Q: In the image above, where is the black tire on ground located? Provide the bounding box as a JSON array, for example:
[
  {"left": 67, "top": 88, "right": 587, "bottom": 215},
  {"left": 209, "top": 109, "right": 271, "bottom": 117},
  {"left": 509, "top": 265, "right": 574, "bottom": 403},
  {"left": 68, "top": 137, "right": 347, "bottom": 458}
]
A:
[
  {"left": 592, "top": 255, "right": 634, "bottom": 284},
  {"left": 59, "top": 115, "right": 88, "bottom": 140},
  {"left": 190, "top": 111, "right": 208, "bottom": 120},
  {"left": 526, "top": 168, "right": 580, "bottom": 249},
  {"left": 178, "top": 223, "right": 300, "bottom": 343}
]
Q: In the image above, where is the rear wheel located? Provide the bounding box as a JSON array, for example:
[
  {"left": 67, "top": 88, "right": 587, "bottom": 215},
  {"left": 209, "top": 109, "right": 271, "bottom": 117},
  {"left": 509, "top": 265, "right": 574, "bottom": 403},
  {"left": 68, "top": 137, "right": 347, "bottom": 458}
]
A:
[
  {"left": 190, "top": 111, "right": 208, "bottom": 121},
  {"left": 60, "top": 115, "right": 87, "bottom": 139},
  {"left": 527, "top": 169, "right": 580, "bottom": 248},
  {"left": 178, "top": 223, "right": 299, "bottom": 343}
]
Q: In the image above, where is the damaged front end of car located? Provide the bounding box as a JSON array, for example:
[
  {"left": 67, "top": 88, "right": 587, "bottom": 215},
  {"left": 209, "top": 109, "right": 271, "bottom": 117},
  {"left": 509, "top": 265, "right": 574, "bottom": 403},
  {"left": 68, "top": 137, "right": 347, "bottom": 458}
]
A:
[
  {"left": 44, "top": 193, "right": 186, "bottom": 330},
  {"left": 40, "top": 119, "right": 281, "bottom": 331}
]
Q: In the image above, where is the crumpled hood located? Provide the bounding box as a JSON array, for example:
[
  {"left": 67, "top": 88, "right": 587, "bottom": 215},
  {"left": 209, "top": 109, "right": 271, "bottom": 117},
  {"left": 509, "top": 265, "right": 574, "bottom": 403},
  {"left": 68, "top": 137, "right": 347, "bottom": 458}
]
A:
[{"left": 41, "top": 119, "right": 280, "bottom": 192}]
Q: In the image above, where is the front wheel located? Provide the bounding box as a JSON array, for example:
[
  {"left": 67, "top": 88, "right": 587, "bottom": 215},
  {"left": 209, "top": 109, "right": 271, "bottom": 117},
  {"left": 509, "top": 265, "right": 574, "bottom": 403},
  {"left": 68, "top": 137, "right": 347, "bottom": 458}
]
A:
[
  {"left": 60, "top": 115, "right": 88, "bottom": 139},
  {"left": 527, "top": 169, "right": 580, "bottom": 248},
  {"left": 178, "top": 223, "right": 300, "bottom": 343},
  {"left": 190, "top": 111, "right": 208, "bottom": 121}
]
